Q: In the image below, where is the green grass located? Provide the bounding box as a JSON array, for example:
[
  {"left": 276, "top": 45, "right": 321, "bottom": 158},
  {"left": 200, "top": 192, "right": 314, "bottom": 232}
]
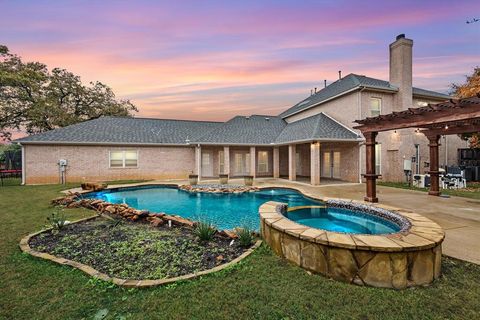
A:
[
  {"left": 1, "top": 184, "right": 480, "bottom": 319},
  {"left": 378, "top": 181, "right": 480, "bottom": 200}
]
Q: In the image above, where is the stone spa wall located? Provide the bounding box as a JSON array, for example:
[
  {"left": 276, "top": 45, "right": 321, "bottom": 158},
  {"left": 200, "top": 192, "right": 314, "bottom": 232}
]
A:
[{"left": 259, "top": 200, "right": 445, "bottom": 289}]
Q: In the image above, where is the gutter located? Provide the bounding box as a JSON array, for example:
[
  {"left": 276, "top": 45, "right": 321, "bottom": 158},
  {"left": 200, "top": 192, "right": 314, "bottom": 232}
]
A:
[
  {"left": 20, "top": 143, "right": 26, "bottom": 185},
  {"left": 17, "top": 138, "right": 363, "bottom": 148}
]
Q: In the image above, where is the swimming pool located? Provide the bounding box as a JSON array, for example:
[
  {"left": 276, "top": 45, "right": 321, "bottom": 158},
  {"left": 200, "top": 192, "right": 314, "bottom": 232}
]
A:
[
  {"left": 285, "top": 207, "right": 400, "bottom": 234},
  {"left": 85, "top": 186, "right": 321, "bottom": 230}
]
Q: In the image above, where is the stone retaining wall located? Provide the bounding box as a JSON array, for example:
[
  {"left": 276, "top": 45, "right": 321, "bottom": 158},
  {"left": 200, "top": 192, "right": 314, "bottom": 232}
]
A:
[{"left": 260, "top": 201, "right": 444, "bottom": 289}]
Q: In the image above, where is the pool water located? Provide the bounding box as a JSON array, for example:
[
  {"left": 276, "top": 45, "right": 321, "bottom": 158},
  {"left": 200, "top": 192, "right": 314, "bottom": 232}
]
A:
[
  {"left": 85, "top": 186, "right": 321, "bottom": 230},
  {"left": 285, "top": 207, "right": 400, "bottom": 234}
]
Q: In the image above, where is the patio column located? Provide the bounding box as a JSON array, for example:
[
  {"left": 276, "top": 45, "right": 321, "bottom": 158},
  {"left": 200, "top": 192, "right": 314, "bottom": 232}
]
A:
[
  {"left": 195, "top": 145, "right": 202, "bottom": 180},
  {"left": 250, "top": 146, "right": 256, "bottom": 178},
  {"left": 363, "top": 132, "right": 378, "bottom": 202},
  {"left": 288, "top": 144, "right": 296, "bottom": 181},
  {"left": 427, "top": 134, "right": 441, "bottom": 196},
  {"left": 310, "top": 142, "right": 321, "bottom": 185},
  {"left": 273, "top": 147, "right": 280, "bottom": 178},
  {"left": 223, "top": 146, "right": 230, "bottom": 176}
]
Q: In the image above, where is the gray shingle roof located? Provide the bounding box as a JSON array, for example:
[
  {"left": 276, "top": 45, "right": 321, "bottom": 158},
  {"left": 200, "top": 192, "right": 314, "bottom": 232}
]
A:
[
  {"left": 15, "top": 113, "right": 361, "bottom": 146},
  {"left": 275, "top": 113, "right": 360, "bottom": 144},
  {"left": 15, "top": 116, "right": 222, "bottom": 145},
  {"left": 412, "top": 87, "right": 451, "bottom": 100},
  {"left": 193, "top": 115, "right": 287, "bottom": 145},
  {"left": 279, "top": 73, "right": 450, "bottom": 118}
]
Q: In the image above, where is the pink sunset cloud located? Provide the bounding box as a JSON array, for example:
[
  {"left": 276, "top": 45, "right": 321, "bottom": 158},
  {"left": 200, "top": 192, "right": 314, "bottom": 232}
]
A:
[{"left": 1, "top": 0, "right": 479, "bottom": 124}]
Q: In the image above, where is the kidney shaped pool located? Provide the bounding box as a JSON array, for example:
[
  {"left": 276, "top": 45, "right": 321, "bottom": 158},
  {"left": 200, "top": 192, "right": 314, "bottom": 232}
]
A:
[
  {"left": 84, "top": 185, "right": 401, "bottom": 234},
  {"left": 84, "top": 186, "right": 320, "bottom": 230}
]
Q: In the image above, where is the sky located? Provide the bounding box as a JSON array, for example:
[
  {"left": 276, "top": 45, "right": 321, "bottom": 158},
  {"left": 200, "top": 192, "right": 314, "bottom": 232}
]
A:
[{"left": 1, "top": 0, "right": 479, "bottom": 122}]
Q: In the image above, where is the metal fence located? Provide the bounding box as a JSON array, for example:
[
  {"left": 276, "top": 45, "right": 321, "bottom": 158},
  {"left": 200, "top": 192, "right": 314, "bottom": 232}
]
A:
[
  {"left": 0, "top": 149, "right": 22, "bottom": 186},
  {"left": 0, "top": 170, "right": 21, "bottom": 186}
]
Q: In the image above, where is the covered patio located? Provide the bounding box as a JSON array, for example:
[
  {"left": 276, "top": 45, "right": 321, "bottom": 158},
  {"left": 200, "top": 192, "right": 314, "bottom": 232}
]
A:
[
  {"left": 354, "top": 95, "right": 480, "bottom": 202},
  {"left": 194, "top": 140, "right": 361, "bottom": 185}
]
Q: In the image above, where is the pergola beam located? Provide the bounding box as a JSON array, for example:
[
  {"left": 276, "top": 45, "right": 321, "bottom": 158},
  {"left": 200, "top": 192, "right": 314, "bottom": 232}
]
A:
[
  {"left": 354, "top": 96, "right": 480, "bottom": 203},
  {"left": 354, "top": 107, "right": 480, "bottom": 133},
  {"left": 421, "top": 124, "right": 480, "bottom": 136}
]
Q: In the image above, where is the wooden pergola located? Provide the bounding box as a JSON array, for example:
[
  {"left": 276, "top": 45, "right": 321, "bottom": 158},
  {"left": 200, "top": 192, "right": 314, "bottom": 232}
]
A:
[{"left": 354, "top": 95, "right": 480, "bottom": 202}]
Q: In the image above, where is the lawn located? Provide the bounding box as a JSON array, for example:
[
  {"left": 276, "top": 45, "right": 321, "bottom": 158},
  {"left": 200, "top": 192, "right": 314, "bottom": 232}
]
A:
[
  {"left": 378, "top": 181, "right": 480, "bottom": 200},
  {"left": 1, "top": 184, "right": 480, "bottom": 319}
]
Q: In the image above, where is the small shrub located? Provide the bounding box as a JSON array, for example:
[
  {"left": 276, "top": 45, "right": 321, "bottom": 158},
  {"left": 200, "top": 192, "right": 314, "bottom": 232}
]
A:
[
  {"left": 236, "top": 226, "right": 254, "bottom": 248},
  {"left": 194, "top": 220, "right": 217, "bottom": 242},
  {"left": 46, "top": 207, "right": 67, "bottom": 231}
]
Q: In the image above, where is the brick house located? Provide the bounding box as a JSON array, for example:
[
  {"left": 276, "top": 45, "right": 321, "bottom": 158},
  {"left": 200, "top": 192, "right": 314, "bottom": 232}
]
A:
[{"left": 16, "top": 35, "right": 466, "bottom": 185}]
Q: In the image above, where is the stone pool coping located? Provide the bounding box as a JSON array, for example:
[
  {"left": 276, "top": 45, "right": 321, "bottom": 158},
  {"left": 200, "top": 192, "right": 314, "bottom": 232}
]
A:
[
  {"left": 19, "top": 216, "right": 262, "bottom": 288},
  {"left": 260, "top": 199, "right": 445, "bottom": 288},
  {"left": 260, "top": 200, "right": 444, "bottom": 252}
]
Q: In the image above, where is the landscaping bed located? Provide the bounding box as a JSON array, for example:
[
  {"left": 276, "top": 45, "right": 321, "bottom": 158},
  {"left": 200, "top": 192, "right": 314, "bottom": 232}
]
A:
[{"left": 28, "top": 217, "right": 252, "bottom": 280}]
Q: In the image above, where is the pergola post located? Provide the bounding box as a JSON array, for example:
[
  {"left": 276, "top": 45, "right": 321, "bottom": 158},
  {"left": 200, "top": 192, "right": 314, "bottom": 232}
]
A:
[
  {"left": 363, "top": 131, "right": 378, "bottom": 202},
  {"left": 427, "top": 134, "right": 441, "bottom": 196}
]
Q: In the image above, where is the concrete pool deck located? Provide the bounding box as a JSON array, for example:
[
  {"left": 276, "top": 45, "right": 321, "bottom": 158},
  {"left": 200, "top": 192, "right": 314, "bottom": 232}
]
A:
[{"left": 71, "top": 178, "right": 480, "bottom": 265}]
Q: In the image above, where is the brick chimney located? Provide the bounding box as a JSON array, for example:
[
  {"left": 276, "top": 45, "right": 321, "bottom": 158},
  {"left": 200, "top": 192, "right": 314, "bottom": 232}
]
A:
[{"left": 389, "top": 34, "right": 413, "bottom": 111}]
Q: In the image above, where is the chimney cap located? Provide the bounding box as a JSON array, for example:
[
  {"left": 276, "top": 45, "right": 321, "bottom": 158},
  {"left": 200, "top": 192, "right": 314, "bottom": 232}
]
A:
[{"left": 396, "top": 34, "right": 406, "bottom": 40}]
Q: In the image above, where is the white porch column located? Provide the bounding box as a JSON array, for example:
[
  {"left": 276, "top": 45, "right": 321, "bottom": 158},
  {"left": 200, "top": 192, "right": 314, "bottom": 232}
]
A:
[
  {"left": 310, "top": 142, "right": 321, "bottom": 185},
  {"left": 250, "top": 146, "right": 256, "bottom": 178},
  {"left": 288, "top": 144, "right": 296, "bottom": 181},
  {"left": 223, "top": 146, "right": 230, "bottom": 175},
  {"left": 195, "top": 145, "right": 202, "bottom": 180},
  {"left": 273, "top": 146, "right": 280, "bottom": 178}
]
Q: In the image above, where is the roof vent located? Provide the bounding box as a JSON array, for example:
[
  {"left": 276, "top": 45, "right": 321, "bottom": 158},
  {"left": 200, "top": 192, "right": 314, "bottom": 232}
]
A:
[{"left": 396, "top": 33, "right": 405, "bottom": 40}]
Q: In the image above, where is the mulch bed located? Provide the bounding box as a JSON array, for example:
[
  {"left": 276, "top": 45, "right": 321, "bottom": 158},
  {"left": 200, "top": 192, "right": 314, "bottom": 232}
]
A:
[{"left": 29, "top": 217, "right": 251, "bottom": 280}]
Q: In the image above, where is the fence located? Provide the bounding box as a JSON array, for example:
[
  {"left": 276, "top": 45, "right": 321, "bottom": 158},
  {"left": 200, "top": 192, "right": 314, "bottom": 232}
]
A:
[
  {"left": 0, "top": 149, "right": 22, "bottom": 186},
  {"left": 0, "top": 169, "right": 22, "bottom": 186}
]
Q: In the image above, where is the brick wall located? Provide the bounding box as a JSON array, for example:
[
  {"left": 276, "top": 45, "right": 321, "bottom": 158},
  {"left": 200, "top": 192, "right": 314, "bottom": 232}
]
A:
[{"left": 24, "top": 144, "right": 196, "bottom": 184}]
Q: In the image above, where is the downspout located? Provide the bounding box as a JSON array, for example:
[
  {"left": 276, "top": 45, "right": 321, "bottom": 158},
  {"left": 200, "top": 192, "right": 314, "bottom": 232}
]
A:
[
  {"left": 444, "top": 135, "right": 448, "bottom": 167},
  {"left": 357, "top": 87, "right": 366, "bottom": 183},
  {"left": 20, "top": 143, "right": 26, "bottom": 185}
]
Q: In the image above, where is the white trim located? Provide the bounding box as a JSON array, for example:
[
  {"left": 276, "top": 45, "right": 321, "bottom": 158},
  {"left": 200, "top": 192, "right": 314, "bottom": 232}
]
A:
[
  {"left": 18, "top": 141, "right": 194, "bottom": 147},
  {"left": 320, "top": 112, "right": 361, "bottom": 137},
  {"left": 108, "top": 150, "right": 138, "bottom": 169},
  {"left": 20, "top": 144, "right": 26, "bottom": 185}
]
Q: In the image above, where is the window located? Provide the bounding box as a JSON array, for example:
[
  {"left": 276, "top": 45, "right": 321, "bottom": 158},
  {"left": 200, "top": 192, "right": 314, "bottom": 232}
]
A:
[
  {"left": 370, "top": 98, "right": 382, "bottom": 117},
  {"left": 375, "top": 144, "right": 381, "bottom": 174},
  {"left": 219, "top": 150, "right": 225, "bottom": 174},
  {"left": 109, "top": 150, "right": 138, "bottom": 168},
  {"left": 258, "top": 151, "right": 268, "bottom": 173},
  {"left": 234, "top": 152, "right": 249, "bottom": 175}
]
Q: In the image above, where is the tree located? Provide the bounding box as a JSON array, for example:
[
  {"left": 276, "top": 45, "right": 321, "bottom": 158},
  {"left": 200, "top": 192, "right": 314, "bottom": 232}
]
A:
[
  {"left": 0, "top": 45, "right": 138, "bottom": 141},
  {"left": 450, "top": 67, "right": 480, "bottom": 148}
]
